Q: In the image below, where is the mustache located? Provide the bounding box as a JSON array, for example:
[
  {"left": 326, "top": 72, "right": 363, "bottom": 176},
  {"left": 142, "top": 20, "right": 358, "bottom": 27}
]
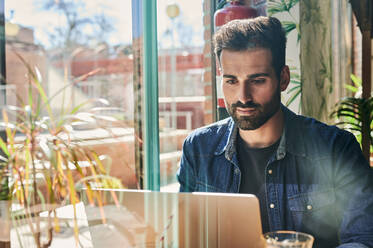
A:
[{"left": 232, "top": 101, "right": 260, "bottom": 108}]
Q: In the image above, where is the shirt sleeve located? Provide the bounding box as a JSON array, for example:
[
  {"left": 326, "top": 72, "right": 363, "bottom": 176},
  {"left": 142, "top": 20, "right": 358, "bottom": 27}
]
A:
[
  {"left": 334, "top": 132, "right": 373, "bottom": 247},
  {"left": 177, "top": 138, "right": 196, "bottom": 192}
]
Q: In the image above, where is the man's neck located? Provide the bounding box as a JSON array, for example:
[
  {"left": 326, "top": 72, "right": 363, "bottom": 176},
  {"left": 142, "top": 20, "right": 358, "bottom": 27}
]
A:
[{"left": 238, "top": 108, "right": 284, "bottom": 148}]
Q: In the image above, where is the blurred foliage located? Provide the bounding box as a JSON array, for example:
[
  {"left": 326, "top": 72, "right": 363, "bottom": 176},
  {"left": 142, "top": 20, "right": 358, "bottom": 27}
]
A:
[
  {"left": 0, "top": 52, "right": 125, "bottom": 247},
  {"left": 285, "top": 67, "right": 301, "bottom": 111},
  {"left": 268, "top": 0, "right": 301, "bottom": 112},
  {"left": 330, "top": 75, "right": 373, "bottom": 151},
  {"left": 268, "top": 0, "right": 300, "bottom": 41},
  {"left": 268, "top": 0, "right": 299, "bottom": 14}
]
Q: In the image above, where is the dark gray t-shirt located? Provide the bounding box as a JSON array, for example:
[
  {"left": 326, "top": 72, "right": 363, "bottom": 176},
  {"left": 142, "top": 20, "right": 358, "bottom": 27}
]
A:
[{"left": 237, "top": 134, "right": 280, "bottom": 233}]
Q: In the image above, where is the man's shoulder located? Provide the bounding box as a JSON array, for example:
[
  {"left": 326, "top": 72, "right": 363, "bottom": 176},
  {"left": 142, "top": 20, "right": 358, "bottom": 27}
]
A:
[
  {"left": 281, "top": 106, "right": 357, "bottom": 157},
  {"left": 294, "top": 113, "right": 352, "bottom": 139},
  {"left": 288, "top": 110, "right": 356, "bottom": 151}
]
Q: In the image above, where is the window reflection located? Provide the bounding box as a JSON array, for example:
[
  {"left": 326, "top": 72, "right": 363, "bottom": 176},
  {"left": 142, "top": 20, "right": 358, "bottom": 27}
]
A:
[
  {"left": 3, "top": 0, "right": 208, "bottom": 246},
  {"left": 157, "top": 0, "right": 204, "bottom": 190},
  {"left": 5, "top": 0, "right": 137, "bottom": 188},
  {"left": 4, "top": 0, "right": 205, "bottom": 191}
]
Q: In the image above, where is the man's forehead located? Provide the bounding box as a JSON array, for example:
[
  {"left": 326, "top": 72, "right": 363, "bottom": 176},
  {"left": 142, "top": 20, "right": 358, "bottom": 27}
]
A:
[
  {"left": 220, "top": 49, "right": 274, "bottom": 73},
  {"left": 220, "top": 47, "right": 272, "bottom": 56}
]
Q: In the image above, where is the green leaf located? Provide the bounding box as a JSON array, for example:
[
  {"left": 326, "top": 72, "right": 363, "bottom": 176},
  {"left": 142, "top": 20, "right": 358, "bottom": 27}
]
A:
[
  {"left": 345, "top": 84, "right": 358, "bottom": 93},
  {"left": 350, "top": 74, "right": 362, "bottom": 88},
  {"left": 282, "top": 21, "right": 296, "bottom": 36},
  {"left": 335, "top": 122, "right": 361, "bottom": 130},
  {"left": 290, "top": 73, "right": 300, "bottom": 80},
  {"left": 331, "top": 95, "right": 373, "bottom": 148},
  {"left": 290, "top": 78, "right": 301, "bottom": 85},
  {"left": 268, "top": 1, "right": 288, "bottom": 15},
  {"left": 285, "top": 67, "right": 302, "bottom": 107},
  {"left": 0, "top": 136, "right": 9, "bottom": 157},
  {"left": 289, "top": 0, "right": 300, "bottom": 9},
  {"left": 216, "top": 0, "right": 227, "bottom": 10},
  {"left": 268, "top": 0, "right": 299, "bottom": 15},
  {"left": 335, "top": 113, "right": 361, "bottom": 122},
  {"left": 27, "top": 83, "right": 33, "bottom": 110},
  {"left": 70, "top": 102, "right": 88, "bottom": 115},
  {"left": 287, "top": 84, "right": 301, "bottom": 94},
  {"left": 286, "top": 86, "right": 301, "bottom": 106}
]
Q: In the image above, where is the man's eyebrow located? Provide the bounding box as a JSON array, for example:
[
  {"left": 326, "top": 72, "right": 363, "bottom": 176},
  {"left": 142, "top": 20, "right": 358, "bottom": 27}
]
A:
[
  {"left": 222, "top": 73, "right": 270, "bottom": 79},
  {"left": 247, "top": 73, "right": 270, "bottom": 79},
  {"left": 222, "top": 74, "right": 236, "bottom": 78}
]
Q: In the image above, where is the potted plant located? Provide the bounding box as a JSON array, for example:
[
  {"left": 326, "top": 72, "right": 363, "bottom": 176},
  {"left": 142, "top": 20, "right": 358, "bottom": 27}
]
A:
[
  {"left": 0, "top": 52, "right": 124, "bottom": 247},
  {"left": 330, "top": 74, "right": 373, "bottom": 162}
]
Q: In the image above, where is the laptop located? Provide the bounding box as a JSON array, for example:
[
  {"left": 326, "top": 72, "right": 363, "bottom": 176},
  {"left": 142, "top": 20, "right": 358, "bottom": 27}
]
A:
[{"left": 81, "top": 189, "right": 265, "bottom": 248}]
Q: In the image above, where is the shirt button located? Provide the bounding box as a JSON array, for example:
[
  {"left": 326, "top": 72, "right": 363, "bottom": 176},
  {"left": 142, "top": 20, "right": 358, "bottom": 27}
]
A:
[
  {"left": 270, "top": 203, "right": 275, "bottom": 209},
  {"left": 234, "top": 168, "right": 240, "bottom": 174},
  {"left": 307, "top": 205, "right": 313, "bottom": 210},
  {"left": 268, "top": 169, "right": 273, "bottom": 175}
]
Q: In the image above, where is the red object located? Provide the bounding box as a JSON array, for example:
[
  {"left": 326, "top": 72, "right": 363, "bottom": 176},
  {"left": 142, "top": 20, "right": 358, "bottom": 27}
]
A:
[
  {"left": 214, "top": 0, "right": 259, "bottom": 30},
  {"left": 218, "top": 98, "right": 226, "bottom": 108}
]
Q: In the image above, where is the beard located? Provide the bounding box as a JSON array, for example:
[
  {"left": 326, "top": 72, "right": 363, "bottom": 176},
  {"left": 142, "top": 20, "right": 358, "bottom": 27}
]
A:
[{"left": 226, "top": 88, "right": 281, "bottom": 130}]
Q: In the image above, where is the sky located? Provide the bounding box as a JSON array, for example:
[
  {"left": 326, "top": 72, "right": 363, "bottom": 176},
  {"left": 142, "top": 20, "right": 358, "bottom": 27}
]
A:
[{"left": 5, "top": 0, "right": 204, "bottom": 49}]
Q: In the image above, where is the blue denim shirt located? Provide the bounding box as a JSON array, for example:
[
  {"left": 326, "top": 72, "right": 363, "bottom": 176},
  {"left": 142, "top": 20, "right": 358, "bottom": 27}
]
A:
[{"left": 177, "top": 106, "right": 373, "bottom": 248}]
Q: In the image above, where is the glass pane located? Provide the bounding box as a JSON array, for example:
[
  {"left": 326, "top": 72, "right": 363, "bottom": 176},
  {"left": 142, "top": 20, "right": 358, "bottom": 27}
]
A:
[
  {"left": 4, "top": 1, "right": 137, "bottom": 245},
  {"left": 157, "top": 0, "right": 204, "bottom": 191},
  {"left": 5, "top": 0, "right": 137, "bottom": 186}
]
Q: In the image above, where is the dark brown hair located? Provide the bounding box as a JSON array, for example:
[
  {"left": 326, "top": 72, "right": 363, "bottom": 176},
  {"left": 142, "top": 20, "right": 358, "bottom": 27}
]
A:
[{"left": 213, "top": 16, "right": 286, "bottom": 78}]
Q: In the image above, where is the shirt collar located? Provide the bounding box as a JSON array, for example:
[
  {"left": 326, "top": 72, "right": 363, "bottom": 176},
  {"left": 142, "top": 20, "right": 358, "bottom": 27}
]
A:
[{"left": 215, "top": 105, "right": 307, "bottom": 160}]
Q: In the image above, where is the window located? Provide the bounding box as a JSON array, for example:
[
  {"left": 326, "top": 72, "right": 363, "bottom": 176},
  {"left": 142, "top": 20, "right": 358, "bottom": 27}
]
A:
[
  {"left": 4, "top": 0, "right": 205, "bottom": 191},
  {"left": 5, "top": 1, "right": 137, "bottom": 188},
  {"left": 157, "top": 0, "right": 204, "bottom": 190}
]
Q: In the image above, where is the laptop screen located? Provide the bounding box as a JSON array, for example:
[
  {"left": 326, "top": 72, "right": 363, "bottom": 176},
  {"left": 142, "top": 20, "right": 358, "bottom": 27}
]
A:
[{"left": 81, "top": 189, "right": 265, "bottom": 247}]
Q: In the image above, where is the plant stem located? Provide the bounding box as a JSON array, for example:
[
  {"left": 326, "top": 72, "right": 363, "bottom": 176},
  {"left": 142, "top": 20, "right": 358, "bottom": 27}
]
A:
[
  {"left": 30, "top": 134, "right": 42, "bottom": 248},
  {"left": 16, "top": 168, "right": 40, "bottom": 248}
]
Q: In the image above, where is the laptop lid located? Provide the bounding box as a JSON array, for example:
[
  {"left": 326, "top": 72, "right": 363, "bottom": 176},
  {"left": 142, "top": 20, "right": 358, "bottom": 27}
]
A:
[{"left": 82, "top": 189, "right": 265, "bottom": 248}]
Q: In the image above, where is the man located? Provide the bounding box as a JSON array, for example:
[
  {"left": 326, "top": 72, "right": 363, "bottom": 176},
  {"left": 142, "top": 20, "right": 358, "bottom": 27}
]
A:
[{"left": 177, "top": 16, "right": 373, "bottom": 247}]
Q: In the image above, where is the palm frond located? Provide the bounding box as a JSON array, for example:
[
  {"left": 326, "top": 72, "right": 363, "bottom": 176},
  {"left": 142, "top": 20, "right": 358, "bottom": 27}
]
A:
[
  {"left": 350, "top": 74, "right": 362, "bottom": 88},
  {"left": 331, "top": 95, "right": 373, "bottom": 152},
  {"left": 268, "top": 0, "right": 299, "bottom": 15},
  {"left": 345, "top": 84, "right": 359, "bottom": 93},
  {"left": 285, "top": 86, "right": 301, "bottom": 107},
  {"left": 268, "top": 4, "right": 286, "bottom": 16},
  {"left": 334, "top": 112, "right": 361, "bottom": 122},
  {"left": 334, "top": 122, "right": 361, "bottom": 130},
  {"left": 287, "top": 84, "right": 301, "bottom": 94},
  {"left": 285, "top": 68, "right": 302, "bottom": 108},
  {"left": 216, "top": 0, "right": 227, "bottom": 10},
  {"left": 286, "top": 0, "right": 300, "bottom": 10},
  {"left": 282, "top": 21, "right": 297, "bottom": 36},
  {"left": 290, "top": 72, "right": 301, "bottom": 80}
]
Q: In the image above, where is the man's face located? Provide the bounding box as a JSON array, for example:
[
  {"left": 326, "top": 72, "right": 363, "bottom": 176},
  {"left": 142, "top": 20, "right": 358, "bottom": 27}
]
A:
[{"left": 220, "top": 48, "right": 289, "bottom": 130}]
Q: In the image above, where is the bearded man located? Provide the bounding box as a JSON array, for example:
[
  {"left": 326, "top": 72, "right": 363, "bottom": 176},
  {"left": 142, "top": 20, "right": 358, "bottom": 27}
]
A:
[{"left": 177, "top": 16, "right": 373, "bottom": 248}]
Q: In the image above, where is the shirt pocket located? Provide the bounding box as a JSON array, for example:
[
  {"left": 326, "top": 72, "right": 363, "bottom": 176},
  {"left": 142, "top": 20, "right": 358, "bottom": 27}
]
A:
[{"left": 288, "top": 189, "right": 339, "bottom": 242}]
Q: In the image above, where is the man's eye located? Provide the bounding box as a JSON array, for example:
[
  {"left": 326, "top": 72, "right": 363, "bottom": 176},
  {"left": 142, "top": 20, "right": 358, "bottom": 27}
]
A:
[
  {"left": 225, "top": 79, "right": 237, "bottom": 84},
  {"left": 252, "top": 79, "right": 266, "bottom": 84}
]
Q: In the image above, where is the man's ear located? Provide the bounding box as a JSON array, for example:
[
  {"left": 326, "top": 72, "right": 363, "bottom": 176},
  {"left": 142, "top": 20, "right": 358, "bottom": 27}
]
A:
[{"left": 279, "top": 65, "right": 290, "bottom": 92}]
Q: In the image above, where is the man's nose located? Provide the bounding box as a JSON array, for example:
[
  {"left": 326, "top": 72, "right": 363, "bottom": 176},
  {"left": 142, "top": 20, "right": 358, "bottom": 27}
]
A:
[{"left": 237, "top": 82, "right": 252, "bottom": 103}]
